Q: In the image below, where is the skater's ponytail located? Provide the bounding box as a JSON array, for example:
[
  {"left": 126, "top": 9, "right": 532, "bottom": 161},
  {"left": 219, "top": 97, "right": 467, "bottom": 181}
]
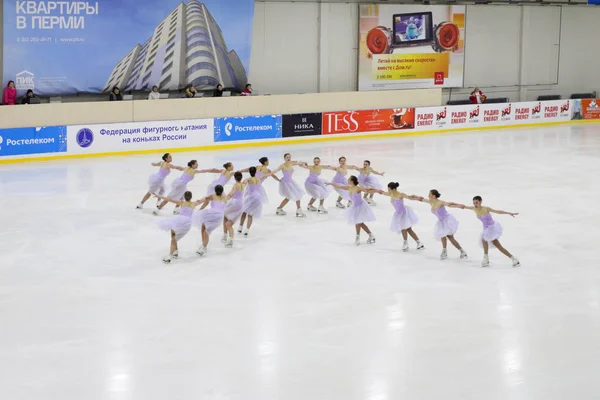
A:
[
  {"left": 187, "top": 160, "right": 197, "bottom": 168},
  {"left": 184, "top": 191, "right": 192, "bottom": 201},
  {"left": 349, "top": 175, "right": 359, "bottom": 186},
  {"left": 259, "top": 157, "right": 268, "bottom": 165},
  {"left": 214, "top": 185, "right": 224, "bottom": 196},
  {"left": 162, "top": 153, "right": 170, "bottom": 161},
  {"left": 430, "top": 189, "right": 441, "bottom": 198},
  {"left": 234, "top": 171, "right": 243, "bottom": 182},
  {"left": 388, "top": 182, "right": 399, "bottom": 190},
  {"left": 249, "top": 166, "right": 257, "bottom": 177}
]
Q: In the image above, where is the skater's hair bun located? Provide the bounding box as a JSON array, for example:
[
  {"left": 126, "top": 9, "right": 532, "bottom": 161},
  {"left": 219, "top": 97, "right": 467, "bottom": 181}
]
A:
[
  {"left": 249, "top": 166, "right": 257, "bottom": 177},
  {"left": 184, "top": 191, "right": 192, "bottom": 201},
  {"left": 364, "top": 160, "right": 371, "bottom": 165},
  {"left": 187, "top": 160, "right": 197, "bottom": 167},
  {"left": 259, "top": 157, "right": 268, "bottom": 165},
  {"left": 234, "top": 171, "right": 243, "bottom": 182},
  {"left": 162, "top": 153, "right": 170, "bottom": 161},
  {"left": 349, "top": 175, "right": 359, "bottom": 186},
  {"left": 473, "top": 195, "right": 482, "bottom": 202},
  {"left": 430, "top": 189, "right": 441, "bottom": 198},
  {"left": 284, "top": 153, "right": 291, "bottom": 158},
  {"left": 223, "top": 162, "right": 233, "bottom": 169},
  {"left": 215, "top": 185, "right": 224, "bottom": 196},
  {"left": 314, "top": 157, "right": 320, "bottom": 161},
  {"left": 339, "top": 156, "right": 346, "bottom": 162},
  {"left": 388, "top": 182, "right": 400, "bottom": 190}
]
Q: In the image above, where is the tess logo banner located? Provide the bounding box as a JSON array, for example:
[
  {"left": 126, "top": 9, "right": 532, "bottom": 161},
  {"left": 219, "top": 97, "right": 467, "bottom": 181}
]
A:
[{"left": 2, "top": 0, "right": 254, "bottom": 96}]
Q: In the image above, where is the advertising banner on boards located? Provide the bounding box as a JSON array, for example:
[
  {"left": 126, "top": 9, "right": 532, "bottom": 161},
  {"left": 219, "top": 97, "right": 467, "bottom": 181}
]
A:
[
  {"left": 67, "top": 119, "right": 214, "bottom": 154},
  {"left": 214, "top": 115, "right": 282, "bottom": 142},
  {"left": 580, "top": 99, "right": 600, "bottom": 120},
  {"left": 3, "top": 0, "right": 254, "bottom": 95},
  {"left": 0, "top": 126, "right": 67, "bottom": 157},
  {"left": 358, "top": 4, "right": 465, "bottom": 91},
  {"left": 282, "top": 113, "right": 322, "bottom": 138},
  {"left": 322, "top": 108, "right": 415, "bottom": 135}
]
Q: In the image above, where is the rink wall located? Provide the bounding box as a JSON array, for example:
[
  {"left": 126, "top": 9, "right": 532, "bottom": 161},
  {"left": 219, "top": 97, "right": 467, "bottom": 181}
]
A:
[{"left": 0, "top": 98, "right": 597, "bottom": 164}]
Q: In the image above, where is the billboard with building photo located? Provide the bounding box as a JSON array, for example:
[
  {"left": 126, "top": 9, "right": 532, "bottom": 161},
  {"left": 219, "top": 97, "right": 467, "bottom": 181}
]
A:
[
  {"left": 358, "top": 4, "right": 465, "bottom": 91},
  {"left": 3, "top": 0, "right": 254, "bottom": 96}
]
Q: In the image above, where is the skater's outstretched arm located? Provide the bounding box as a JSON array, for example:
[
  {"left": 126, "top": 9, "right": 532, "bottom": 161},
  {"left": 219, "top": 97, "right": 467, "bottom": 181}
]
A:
[
  {"left": 326, "top": 182, "right": 350, "bottom": 191},
  {"left": 488, "top": 208, "right": 519, "bottom": 217},
  {"left": 237, "top": 167, "right": 250, "bottom": 173},
  {"left": 446, "top": 202, "right": 475, "bottom": 210},
  {"left": 321, "top": 165, "right": 337, "bottom": 171},
  {"left": 151, "top": 161, "right": 162, "bottom": 167},
  {"left": 170, "top": 165, "right": 185, "bottom": 171},
  {"left": 153, "top": 194, "right": 184, "bottom": 207},
  {"left": 197, "top": 195, "right": 212, "bottom": 209},
  {"left": 196, "top": 168, "right": 223, "bottom": 174},
  {"left": 371, "top": 169, "right": 385, "bottom": 176},
  {"left": 367, "top": 189, "right": 389, "bottom": 196}
]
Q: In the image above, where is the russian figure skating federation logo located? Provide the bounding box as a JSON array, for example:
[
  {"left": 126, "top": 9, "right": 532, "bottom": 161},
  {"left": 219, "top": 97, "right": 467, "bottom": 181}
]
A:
[{"left": 76, "top": 128, "right": 94, "bottom": 148}]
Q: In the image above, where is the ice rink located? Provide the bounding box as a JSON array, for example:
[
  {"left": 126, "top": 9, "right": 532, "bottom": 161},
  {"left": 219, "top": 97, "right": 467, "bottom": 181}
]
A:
[{"left": 1, "top": 124, "right": 600, "bottom": 400}]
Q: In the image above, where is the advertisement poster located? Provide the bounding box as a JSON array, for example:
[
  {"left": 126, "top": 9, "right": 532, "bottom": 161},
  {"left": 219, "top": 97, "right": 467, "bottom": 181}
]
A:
[
  {"left": 67, "top": 119, "right": 214, "bottom": 154},
  {"left": 282, "top": 113, "right": 322, "bottom": 138},
  {"left": 322, "top": 109, "right": 415, "bottom": 135},
  {"left": 214, "top": 115, "right": 282, "bottom": 142},
  {"left": 358, "top": 4, "right": 465, "bottom": 91},
  {"left": 0, "top": 126, "right": 67, "bottom": 157},
  {"left": 3, "top": 0, "right": 254, "bottom": 95},
  {"left": 581, "top": 99, "right": 600, "bottom": 120}
]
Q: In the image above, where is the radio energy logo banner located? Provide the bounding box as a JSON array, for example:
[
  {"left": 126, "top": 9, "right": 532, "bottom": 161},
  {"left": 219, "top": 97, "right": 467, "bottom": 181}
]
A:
[
  {"left": 3, "top": 0, "right": 255, "bottom": 96},
  {"left": 358, "top": 4, "right": 465, "bottom": 90}
]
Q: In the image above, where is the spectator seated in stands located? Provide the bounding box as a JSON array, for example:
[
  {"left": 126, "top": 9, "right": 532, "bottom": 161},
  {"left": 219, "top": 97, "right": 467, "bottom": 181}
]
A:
[
  {"left": 469, "top": 87, "right": 487, "bottom": 104},
  {"left": 214, "top": 84, "right": 224, "bottom": 97},
  {"left": 109, "top": 86, "right": 123, "bottom": 101},
  {"left": 241, "top": 83, "right": 252, "bottom": 96},
  {"left": 148, "top": 85, "right": 161, "bottom": 100},
  {"left": 2, "top": 80, "right": 17, "bottom": 105},
  {"left": 21, "top": 89, "right": 39, "bottom": 105},
  {"left": 184, "top": 84, "right": 197, "bottom": 98}
]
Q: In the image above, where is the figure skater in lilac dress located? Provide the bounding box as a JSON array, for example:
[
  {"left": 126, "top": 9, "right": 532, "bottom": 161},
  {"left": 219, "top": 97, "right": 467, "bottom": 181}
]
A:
[
  {"left": 300, "top": 157, "right": 336, "bottom": 214},
  {"left": 238, "top": 157, "right": 276, "bottom": 233},
  {"left": 193, "top": 185, "right": 228, "bottom": 256},
  {"left": 136, "top": 153, "right": 183, "bottom": 209},
  {"left": 238, "top": 167, "right": 271, "bottom": 236},
  {"left": 154, "top": 160, "right": 208, "bottom": 215},
  {"left": 327, "top": 176, "right": 376, "bottom": 245},
  {"left": 332, "top": 156, "right": 359, "bottom": 209},
  {"left": 201, "top": 162, "right": 249, "bottom": 195},
  {"left": 415, "top": 189, "right": 467, "bottom": 260},
  {"left": 153, "top": 190, "right": 204, "bottom": 264},
  {"left": 271, "top": 153, "right": 308, "bottom": 218},
  {"left": 358, "top": 160, "right": 385, "bottom": 205},
  {"left": 222, "top": 172, "right": 245, "bottom": 248},
  {"left": 447, "top": 196, "right": 520, "bottom": 267},
  {"left": 369, "top": 182, "right": 424, "bottom": 252}
]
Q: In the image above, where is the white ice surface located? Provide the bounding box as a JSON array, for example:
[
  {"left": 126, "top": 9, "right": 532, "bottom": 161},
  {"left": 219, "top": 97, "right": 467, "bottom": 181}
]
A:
[{"left": 1, "top": 124, "right": 600, "bottom": 400}]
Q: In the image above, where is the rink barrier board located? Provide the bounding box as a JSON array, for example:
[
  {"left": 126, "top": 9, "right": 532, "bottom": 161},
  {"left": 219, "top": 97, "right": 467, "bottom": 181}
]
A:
[{"left": 0, "top": 118, "right": 597, "bottom": 165}]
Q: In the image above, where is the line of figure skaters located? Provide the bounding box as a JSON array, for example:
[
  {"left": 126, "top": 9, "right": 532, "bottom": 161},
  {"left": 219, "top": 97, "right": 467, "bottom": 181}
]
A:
[{"left": 136, "top": 152, "right": 521, "bottom": 268}]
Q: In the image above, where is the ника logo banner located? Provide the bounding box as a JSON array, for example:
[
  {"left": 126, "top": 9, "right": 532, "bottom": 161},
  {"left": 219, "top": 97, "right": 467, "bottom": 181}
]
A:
[
  {"left": 0, "top": 126, "right": 67, "bottom": 156},
  {"left": 214, "top": 115, "right": 282, "bottom": 142},
  {"left": 282, "top": 113, "right": 322, "bottom": 138},
  {"left": 3, "top": 0, "right": 254, "bottom": 96},
  {"left": 67, "top": 118, "right": 214, "bottom": 154},
  {"left": 358, "top": 4, "right": 465, "bottom": 90}
]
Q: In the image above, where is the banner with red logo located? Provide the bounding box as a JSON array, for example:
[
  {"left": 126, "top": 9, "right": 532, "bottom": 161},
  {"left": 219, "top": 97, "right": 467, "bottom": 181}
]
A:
[
  {"left": 580, "top": 99, "right": 600, "bottom": 120},
  {"left": 322, "top": 108, "right": 415, "bottom": 135}
]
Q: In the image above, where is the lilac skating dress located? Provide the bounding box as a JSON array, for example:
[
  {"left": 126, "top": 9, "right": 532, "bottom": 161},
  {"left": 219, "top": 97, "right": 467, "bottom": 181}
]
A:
[
  {"left": 193, "top": 196, "right": 226, "bottom": 234},
  {"left": 168, "top": 169, "right": 195, "bottom": 200},
  {"left": 243, "top": 177, "right": 263, "bottom": 218},
  {"left": 432, "top": 205, "right": 459, "bottom": 240},
  {"left": 389, "top": 196, "right": 419, "bottom": 232},
  {"left": 304, "top": 166, "right": 330, "bottom": 200},
  {"left": 358, "top": 168, "right": 383, "bottom": 190},
  {"left": 278, "top": 166, "right": 304, "bottom": 201},
  {"left": 224, "top": 184, "right": 245, "bottom": 222},
  {"left": 478, "top": 208, "right": 503, "bottom": 247},
  {"left": 148, "top": 164, "right": 170, "bottom": 196},
  {"left": 255, "top": 168, "right": 269, "bottom": 203},
  {"left": 207, "top": 172, "right": 232, "bottom": 195},
  {"left": 331, "top": 167, "right": 350, "bottom": 200},
  {"left": 345, "top": 189, "right": 376, "bottom": 225},
  {"left": 157, "top": 202, "right": 194, "bottom": 241}
]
